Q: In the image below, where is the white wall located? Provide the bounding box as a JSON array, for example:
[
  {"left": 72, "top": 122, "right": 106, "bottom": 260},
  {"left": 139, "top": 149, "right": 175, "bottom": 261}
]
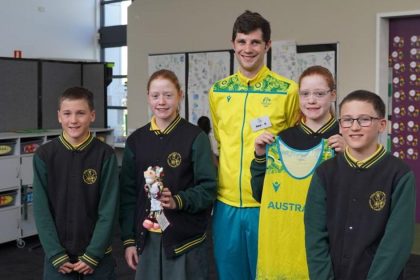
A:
[
  {"left": 126, "top": 0, "right": 419, "bottom": 129},
  {"left": 0, "top": 0, "right": 100, "bottom": 60}
]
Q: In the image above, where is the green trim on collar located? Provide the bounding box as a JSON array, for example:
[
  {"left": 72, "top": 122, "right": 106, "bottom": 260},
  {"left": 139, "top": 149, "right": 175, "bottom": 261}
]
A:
[
  {"left": 318, "top": 116, "right": 337, "bottom": 134},
  {"left": 299, "top": 116, "right": 337, "bottom": 135},
  {"left": 59, "top": 132, "right": 94, "bottom": 151},
  {"left": 150, "top": 114, "right": 181, "bottom": 135},
  {"left": 344, "top": 145, "right": 386, "bottom": 169}
]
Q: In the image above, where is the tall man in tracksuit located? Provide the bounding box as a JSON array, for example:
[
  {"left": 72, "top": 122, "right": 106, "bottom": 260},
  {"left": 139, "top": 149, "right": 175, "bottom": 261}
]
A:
[{"left": 209, "top": 10, "right": 300, "bottom": 280}]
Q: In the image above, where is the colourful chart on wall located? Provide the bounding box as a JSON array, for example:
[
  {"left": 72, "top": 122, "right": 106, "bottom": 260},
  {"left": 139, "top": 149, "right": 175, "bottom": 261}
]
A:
[
  {"left": 187, "top": 51, "right": 231, "bottom": 124},
  {"left": 271, "top": 41, "right": 337, "bottom": 83},
  {"left": 389, "top": 17, "right": 420, "bottom": 222}
]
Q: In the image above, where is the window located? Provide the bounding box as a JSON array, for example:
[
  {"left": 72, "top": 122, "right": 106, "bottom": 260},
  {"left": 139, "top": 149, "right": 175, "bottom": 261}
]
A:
[
  {"left": 104, "top": 1, "right": 130, "bottom": 26},
  {"left": 104, "top": 47, "right": 127, "bottom": 76},
  {"left": 100, "top": 0, "right": 131, "bottom": 144}
]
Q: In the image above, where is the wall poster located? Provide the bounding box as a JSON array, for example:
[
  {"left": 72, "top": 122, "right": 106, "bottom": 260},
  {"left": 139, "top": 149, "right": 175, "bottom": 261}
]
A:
[
  {"left": 271, "top": 41, "right": 337, "bottom": 83},
  {"left": 188, "top": 51, "right": 231, "bottom": 124},
  {"left": 271, "top": 40, "right": 299, "bottom": 81}
]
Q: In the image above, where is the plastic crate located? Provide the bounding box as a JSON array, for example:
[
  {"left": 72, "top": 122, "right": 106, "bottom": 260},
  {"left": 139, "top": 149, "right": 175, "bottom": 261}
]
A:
[
  {"left": 0, "top": 141, "right": 16, "bottom": 156},
  {"left": 0, "top": 190, "right": 17, "bottom": 208},
  {"left": 20, "top": 138, "right": 43, "bottom": 154}
]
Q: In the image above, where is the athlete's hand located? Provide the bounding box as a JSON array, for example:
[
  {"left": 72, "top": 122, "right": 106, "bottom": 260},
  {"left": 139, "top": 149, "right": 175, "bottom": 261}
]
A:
[
  {"left": 255, "top": 131, "right": 275, "bottom": 156},
  {"left": 124, "top": 246, "right": 138, "bottom": 270},
  {"left": 328, "top": 134, "right": 346, "bottom": 152}
]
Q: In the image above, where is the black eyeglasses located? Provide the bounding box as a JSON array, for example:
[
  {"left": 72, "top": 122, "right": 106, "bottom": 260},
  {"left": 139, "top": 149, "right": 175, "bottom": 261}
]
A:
[
  {"left": 339, "top": 116, "right": 381, "bottom": 128},
  {"left": 298, "top": 90, "right": 332, "bottom": 99}
]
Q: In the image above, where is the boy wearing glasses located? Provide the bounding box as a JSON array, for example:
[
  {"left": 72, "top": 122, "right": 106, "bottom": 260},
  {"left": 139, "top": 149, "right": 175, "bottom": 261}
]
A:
[{"left": 304, "top": 90, "right": 415, "bottom": 280}]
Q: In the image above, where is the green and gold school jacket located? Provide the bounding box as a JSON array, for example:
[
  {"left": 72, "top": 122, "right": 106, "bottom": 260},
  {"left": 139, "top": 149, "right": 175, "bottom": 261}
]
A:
[
  {"left": 33, "top": 133, "right": 119, "bottom": 269},
  {"left": 119, "top": 116, "right": 217, "bottom": 257},
  {"left": 305, "top": 146, "right": 415, "bottom": 280}
]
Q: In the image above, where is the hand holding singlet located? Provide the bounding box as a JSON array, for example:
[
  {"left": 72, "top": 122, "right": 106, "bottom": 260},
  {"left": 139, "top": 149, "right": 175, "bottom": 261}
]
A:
[{"left": 254, "top": 131, "right": 275, "bottom": 156}]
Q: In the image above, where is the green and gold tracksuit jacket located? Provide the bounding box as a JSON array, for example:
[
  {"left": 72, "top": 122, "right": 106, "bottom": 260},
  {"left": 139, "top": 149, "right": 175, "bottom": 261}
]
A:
[
  {"left": 209, "top": 65, "right": 299, "bottom": 207},
  {"left": 33, "top": 133, "right": 119, "bottom": 269},
  {"left": 119, "top": 116, "right": 217, "bottom": 257}
]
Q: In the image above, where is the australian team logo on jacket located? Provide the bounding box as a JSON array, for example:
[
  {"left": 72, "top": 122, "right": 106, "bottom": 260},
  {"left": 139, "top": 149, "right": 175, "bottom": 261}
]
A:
[{"left": 261, "top": 96, "right": 271, "bottom": 107}]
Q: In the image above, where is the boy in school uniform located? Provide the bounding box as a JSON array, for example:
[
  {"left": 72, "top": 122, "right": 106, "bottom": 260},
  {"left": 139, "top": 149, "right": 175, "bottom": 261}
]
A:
[
  {"left": 305, "top": 90, "right": 416, "bottom": 280},
  {"left": 33, "top": 87, "right": 119, "bottom": 279}
]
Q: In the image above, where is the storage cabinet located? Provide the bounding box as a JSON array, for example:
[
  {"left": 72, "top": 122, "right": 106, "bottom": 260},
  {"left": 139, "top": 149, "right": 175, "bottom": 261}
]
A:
[
  {"left": 0, "top": 128, "right": 113, "bottom": 247},
  {"left": 0, "top": 157, "right": 19, "bottom": 188},
  {"left": 0, "top": 207, "right": 20, "bottom": 244},
  {"left": 20, "top": 156, "right": 34, "bottom": 186}
]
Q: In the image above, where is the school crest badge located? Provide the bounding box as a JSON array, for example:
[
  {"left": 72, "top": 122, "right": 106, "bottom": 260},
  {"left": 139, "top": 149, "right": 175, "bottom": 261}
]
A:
[
  {"left": 167, "top": 152, "right": 181, "bottom": 168},
  {"left": 83, "top": 168, "right": 97, "bottom": 184},
  {"left": 369, "top": 191, "right": 386, "bottom": 211}
]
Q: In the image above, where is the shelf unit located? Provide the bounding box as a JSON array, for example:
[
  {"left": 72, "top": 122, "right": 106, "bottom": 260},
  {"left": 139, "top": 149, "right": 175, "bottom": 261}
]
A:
[{"left": 0, "top": 128, "right": 113, "bottom": 247}]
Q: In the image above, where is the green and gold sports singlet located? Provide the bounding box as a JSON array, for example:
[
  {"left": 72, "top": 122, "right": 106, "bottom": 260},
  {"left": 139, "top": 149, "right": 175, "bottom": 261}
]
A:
[{"left": 257, "top": 136, "right": 334, "bottom": 280}]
